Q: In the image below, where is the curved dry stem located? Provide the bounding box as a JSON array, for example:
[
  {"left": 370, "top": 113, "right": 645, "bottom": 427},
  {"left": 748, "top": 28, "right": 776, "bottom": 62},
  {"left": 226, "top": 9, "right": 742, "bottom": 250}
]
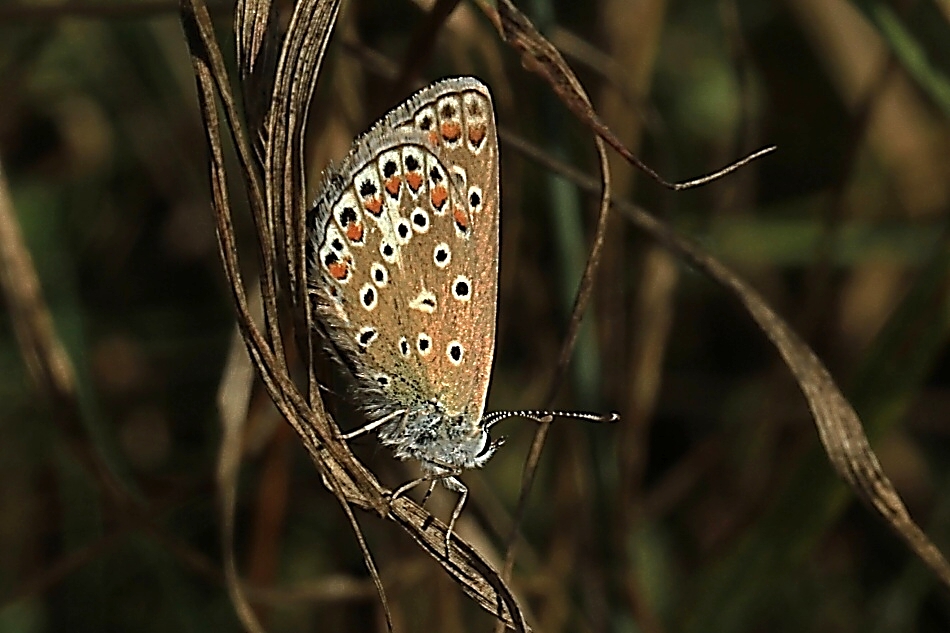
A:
[
  {"left": 388, "top": 498, "right": 528, "bottom": 632},
  {"left": 502, "top": 125, "right": 950, "bottom": 591},
  {"left": 181, "top": 3, "right": 382, "bottom": 630},
  {"left": 499, "top": 136, "right": 613, "bottom": 585},
  {"left": 472, "top": 0, "right": 625, "bottom": 608},
  {"left": 478, "top": 0, "right": 775, "bottom": 192},
  {"left": 325, "top": 465, "right": 395, "bottom": 631}
]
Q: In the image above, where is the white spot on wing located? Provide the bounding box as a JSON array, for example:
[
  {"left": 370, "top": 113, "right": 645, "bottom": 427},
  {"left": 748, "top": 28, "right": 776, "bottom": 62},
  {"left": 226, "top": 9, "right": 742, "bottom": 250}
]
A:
[{"left": 408, "top": 289, "right": 437, "bottom": 314}]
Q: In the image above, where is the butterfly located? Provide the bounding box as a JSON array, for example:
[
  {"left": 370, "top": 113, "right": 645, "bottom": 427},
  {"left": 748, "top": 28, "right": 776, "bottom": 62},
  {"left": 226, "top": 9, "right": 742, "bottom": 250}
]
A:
[{"left": 307, "top": 77, "right": 616, "bottom": 549}]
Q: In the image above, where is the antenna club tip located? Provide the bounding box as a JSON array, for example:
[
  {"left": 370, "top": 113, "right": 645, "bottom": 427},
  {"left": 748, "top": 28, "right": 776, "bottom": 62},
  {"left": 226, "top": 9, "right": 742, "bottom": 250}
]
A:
[{"left": 605, "top": 411, "right": 620, "bottom": 423}]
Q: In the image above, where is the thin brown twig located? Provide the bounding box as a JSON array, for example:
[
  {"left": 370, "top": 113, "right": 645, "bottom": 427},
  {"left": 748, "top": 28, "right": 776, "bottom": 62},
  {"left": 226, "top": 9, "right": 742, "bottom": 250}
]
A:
[
  {"left": 498, "top": 133, "right": 612, "bottom": 584},
  {"left": 182, "top": 4, "right": 314, "bottom": 630}
]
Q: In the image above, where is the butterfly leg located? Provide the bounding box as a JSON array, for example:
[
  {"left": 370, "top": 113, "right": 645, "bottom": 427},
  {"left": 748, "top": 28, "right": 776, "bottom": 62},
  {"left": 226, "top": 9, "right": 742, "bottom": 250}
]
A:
[
  {"left": 390, "top": 476, "right": 428, "bottom": 502},
  {"left": 391, "top": 478, "right": 439, "bottom": 518},
  {"left": 441, "top": 475, "right": 469, "bottom": 557},
  {"left": 390, "top": 478, "right": 452, "bottom": 550},
  {"left": 419, "top": 479, "right": 439, "bottom": 506}
]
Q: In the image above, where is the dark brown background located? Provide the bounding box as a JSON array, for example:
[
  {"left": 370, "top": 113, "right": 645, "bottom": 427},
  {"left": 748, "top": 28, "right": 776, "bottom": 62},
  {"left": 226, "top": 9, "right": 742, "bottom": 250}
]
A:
[{"left": 2, "top": 0, "right": 950, "bottom": 631}]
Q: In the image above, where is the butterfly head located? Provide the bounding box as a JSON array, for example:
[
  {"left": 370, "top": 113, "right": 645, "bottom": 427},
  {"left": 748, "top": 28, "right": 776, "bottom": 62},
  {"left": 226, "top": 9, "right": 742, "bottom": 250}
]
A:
[{"left": 372, "top": 398, "right": 504, "bottom": 474}]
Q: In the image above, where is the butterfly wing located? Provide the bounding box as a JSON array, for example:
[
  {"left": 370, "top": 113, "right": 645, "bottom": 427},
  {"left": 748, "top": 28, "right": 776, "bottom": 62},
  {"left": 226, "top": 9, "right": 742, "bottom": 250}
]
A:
[{"left": 309, "top": 78, "right": 500, "bottom": 427}]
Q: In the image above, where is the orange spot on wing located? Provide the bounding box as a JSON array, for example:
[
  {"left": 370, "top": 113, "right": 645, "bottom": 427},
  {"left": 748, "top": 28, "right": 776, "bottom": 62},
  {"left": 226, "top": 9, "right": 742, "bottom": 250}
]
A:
[
  {"left": 453, "top": 207, "right": 469, "bottom": 230},
  {"left": 328, "top": 261, "right": 349, "bottom": 280},
  {"left": 427, "top": 130, "right": 440, "bottom": 146},
  {"left": 364, "top": 197, "right": 382, "bottom": 216},
  {"left": 346, "top": 222, "right": 363, "bottom": 242},
  {"left": 385, "top": 176, "right": 401, "bottom": 197},
  {"left": 468, "top": 125, "right": 486, "bottom": 147},
  {"left": 441, "top": 121, "right": 461, "bottom": 141},
  {"left": 406, "top": 172, "right": 423, "bottom": 192},
  {"left": 431, "top": 185, "right": 448, "bottom": 210}
]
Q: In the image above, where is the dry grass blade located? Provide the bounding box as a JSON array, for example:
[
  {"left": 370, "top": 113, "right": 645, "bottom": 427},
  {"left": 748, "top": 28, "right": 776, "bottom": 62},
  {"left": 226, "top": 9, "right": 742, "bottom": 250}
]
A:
[
  {"left": 180, "top": 2, "right": 358, "bottom": 629},
  {"left": 235, "top": 0, "right": 280, "bottom": 143},
  {"left": 388, "top": 498, "right": 528, "bottom": 632},
  {"left": 235, "top": 0, "right": 274, "bottom": 80},
  {"left": 254, "top": 0, "right": 343, "bottom": 315},
  {"left": 628, "top": 205, "right": 950, "bottom": 588},
  {"left": 217, "top": 321, "right": 265, "bottom": 633},
  {"left": 180, "top": 5, "right": 273, "bottom": 630},
  {"left": 180, "top": 0, "right": 369, "bottom": 486}
]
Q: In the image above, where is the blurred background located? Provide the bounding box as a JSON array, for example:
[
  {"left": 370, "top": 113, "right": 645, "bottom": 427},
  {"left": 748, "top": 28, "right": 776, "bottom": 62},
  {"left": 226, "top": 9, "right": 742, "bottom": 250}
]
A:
[{"left": 2, "top": 0, "right": 950, "bottom": 631}]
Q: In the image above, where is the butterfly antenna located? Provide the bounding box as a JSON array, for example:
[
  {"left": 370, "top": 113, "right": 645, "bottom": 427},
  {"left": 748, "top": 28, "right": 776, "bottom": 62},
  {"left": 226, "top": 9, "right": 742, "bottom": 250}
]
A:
[{"left": 483, "top": 409, "right": 619, "bottom": 430}]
